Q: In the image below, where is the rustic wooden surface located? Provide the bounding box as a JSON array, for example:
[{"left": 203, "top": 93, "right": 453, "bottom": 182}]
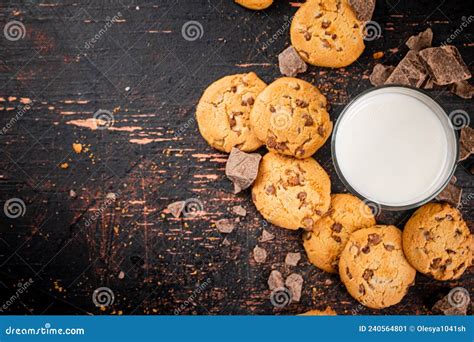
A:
[{"left": 0, "top": 0, "right": 472, "bottom": 315}]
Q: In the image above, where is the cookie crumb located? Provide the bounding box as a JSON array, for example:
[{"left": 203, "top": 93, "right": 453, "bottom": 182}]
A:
[
  {"left": 299, "top": 307, "right": 337, "bottom": 315},
  {"left": 259, "top": 229, "right": 275, "bottom": 242},
  {"left": 231, "top": 205, "right": 247, "bottom": 217},
  {"left": 450, "top": 80, "right": 474, "bottom": 99},
  {"left": 372, "top": 51, "right": 384, "bottom": 59},
  {"left": 253, "top": 245, "right": 267, "bottom": 263},
  {"left": 69, "top": 189, "right": 77, "bottom": 198},
  {"left": 216, "top": 219, "right": 235, "bottom": 233},
  {"left": 72, "top": 143, "right": 83, "bottom": 153},
  {"left": 167, "top": 201, "right": 185, "bottom": 218},
  {"left": 432, "top": 288, "right": 470, "bottom": 315},
  {"left": 285, "top": 273, "right": 303, "bottom": 302},
  {"left": 418, "top": 46, "right": 471, "bottom": 85},
  {"left": 406, "top": 28, "right": 433, "bottom": 51},
  {"left": 370, "top": 64, "right": 395, "bottom": 86},
  {"left": 268, "top": 270, "right": 284, "bottom": 290},
  {"left": 60, "top": 162, "right": 69, "bottom": 169},
  {"left": 278, "top": 45, "right": 308, "bottom": 77},
  {"left": 225, "top": 148, "right": 262, "bottom": 194},
  {"left": 285, "top": 252, "right": 301, "bottom": 266}
]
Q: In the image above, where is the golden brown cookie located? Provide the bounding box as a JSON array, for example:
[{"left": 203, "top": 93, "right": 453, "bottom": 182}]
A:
[
  {"left": 303, "top": 193, "right": 376, "bottom": 273},
  {"left": 196, "top": 73, "right": 266, "bottom": 153},
  {"left": 250, "top": 77, "right": 332, "bottom": 158},
  {"left": 235, "top": 0, "right": 273, "bottom": 10},
  {"left": 290, "top": 0, "right": 365, "bottom": 68},
  {"left": 403, "top": 203, "right": 472, "bottom": 281},
  {"left": 339, "top": 225, "right": 416, "bottom": 309},
  {"left": 252, "top": 152, "right": 331, "bottom": 230},
  {"left": 299, "top": 307, "right": 337, "bottom": 315}
]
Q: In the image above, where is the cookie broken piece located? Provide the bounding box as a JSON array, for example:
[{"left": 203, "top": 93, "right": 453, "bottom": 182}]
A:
[
  {"left": 450, "top": 80, "right": 474, "bottom": 99},
  {"left": 299, "top": 307, "right": 337, "bottom": 315},
  {"left": 225, "top": 148, "right": 262, "bottom": 194},
  {"left": 167, "top": 201, "right": 185, "bottom": 218},
  {"left": 418, "top": 46, "right": 471, "bottom": 85},
  {"left": 369, "top": 64, "right": 395, "bottom": 86},
  {"left": 436, "top": 176, "right": 462, "bottom": 207},
  {"left": 285, "top": 273, "right": 303, "bottom": 302},
  {"left": 406, "top": 28, "right": 433, "bottom": 51},
  {"left": 348, "top": 0, "right": 376, "bottom": 22},
  {"left": 215, "top": 219, "right": 236, "bottom": 233},
  {"left": 385, "top": 51, "right": 427, "bottom": 88},
  {"left": 459, "top": 126, "right": 474, "bottom": 161},
  {"left": 278, "top": 46, "right": 308, "bottom": 77}
]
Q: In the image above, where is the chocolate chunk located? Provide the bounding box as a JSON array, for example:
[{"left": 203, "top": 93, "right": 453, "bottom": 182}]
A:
[
  {"left": 260, "top": 229, "right": 275, "bottom": 242},
  {"left": 167, "top": 201, "right": 185, "bottom": 218},
  {"left": 231, "top": 205, "right": 247, "bottom": 217},
  {"left": 450, "top": 80, "right": 474, "bottom": 99},
  {"left": 215, "top": 219, "right": 235, "bottom": 233},
  {"left": 423, "top": 77, "right": 434, "bottom": 89},
  {"left": 225, "top": 147, "right": 262, "bottom": 194},
  {"left": 253, "top": 245, "right": 267, "bottom": 263},
  {"left": 432, "top": 288, "right": 471, "bottom": 315},
  {"left": 278, "top": 45, "right": 308, "bottom": 77},
  {"left": 268, "top": 270, "right": 284, "bottom": 290},
  {"left": 418, "top": 46, "right": 471, "bottom": 85},
  {"left": 383, "top": 244, "right": 395, "bottom": 251},
  {"left": 362, "top": 269, "right": 374, "bottom": 281},
  {"left": 367, "top": 233, "right": 382, "bottom": 246},
  {"left": 436, "top": 176, "right": 462, "bottom": 207},
  {"left": 369, "top": 64, "right": 395, "bottom": 86},
  {"left": 331, "top": 223, "right": 343, "bottom": 233},
  {"left": 285, "top": 273, "right": 303, "bottom": 302},
  {"left": 285, "top": 252, "right": 301, "bottom": 266},
  {"left": 406, "top": 28, "right": 433, "bottom": 51},
  {"left": 459, "top": 126, "right": 474, "bottom": 161},
  {"left": 348, "top": 0, "right": 376, "bottom": 22},
  {"left": 385, "top": 51, "right": 428, "bottom": 88}
]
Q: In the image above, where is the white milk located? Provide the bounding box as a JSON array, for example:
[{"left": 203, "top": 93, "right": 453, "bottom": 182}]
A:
[{"left": 334, "top": 87, "right": 457, "bottom": 207}]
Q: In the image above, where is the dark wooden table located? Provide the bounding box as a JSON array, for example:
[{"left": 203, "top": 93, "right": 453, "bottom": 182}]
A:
[{"left": 0, "top": 0, "right": 472, "bottom": 315}]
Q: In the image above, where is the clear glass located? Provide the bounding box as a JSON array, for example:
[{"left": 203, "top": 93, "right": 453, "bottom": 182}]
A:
[{"left": 331, "top": 85, "right": 458, "bottom": 211}]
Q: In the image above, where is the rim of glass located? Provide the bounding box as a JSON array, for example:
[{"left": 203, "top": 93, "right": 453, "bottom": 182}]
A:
[{"left": 331, "top": 84, "right": 459, "bottom": 211}]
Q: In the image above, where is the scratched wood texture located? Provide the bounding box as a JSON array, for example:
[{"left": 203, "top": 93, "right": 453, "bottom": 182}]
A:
[{"left": 0, "top": 0, "right": 472, "bottom": 315}]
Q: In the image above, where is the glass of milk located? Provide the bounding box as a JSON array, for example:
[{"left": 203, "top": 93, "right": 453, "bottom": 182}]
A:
[{"left": 332, "top": 86, "right": 458, "bottom": 210}]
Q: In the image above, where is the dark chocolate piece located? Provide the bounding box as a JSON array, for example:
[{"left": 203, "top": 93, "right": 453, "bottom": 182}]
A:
[
  {"left": 385, "top": 51, "right": 427, "bottom": 88},
  {"left": 278, "top": 45, "right": 308, "bottom": 77},
  {"left": 450, "top": 80, "right": 474, "bottom": 99},
  {"left": 348, "top": 0, "right": 376, "bottom": 22},
  {"left": 418, "top": 45, "right": 471, "bottom": 85},
  {"left": 225, "top": 148, "right": 262, "bottom": 193},
  {"left": 459, "top": 126, "right": 474, "bottom": 161},
  {"left": 436, "top": 176, "right": 462, "bottom": 207},
  {"left": 369, "top": 64, "right": 395, "bottom": 86},
  {"left": 406, "top": 28, "right": 433, "bottom": 51}
]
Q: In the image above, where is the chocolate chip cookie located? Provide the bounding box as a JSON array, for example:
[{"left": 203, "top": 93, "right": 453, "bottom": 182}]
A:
[
  {"left": 403, "top": 203, "right": 472, "bottom": 281},
  {"left": 303, "top": 193, "right": 376, "bottom": 273},
  {"left": 250, "top": 77, "right": 332, "bottom": 158},
  {"left": 251, "top": 152, "right": 331, "bottom": 230},
  {"left": 290, "top": 0, "right": 365, "bottom": 68},
  {"left": 339, "top": 225, "right": 416, "bottom": 309},
  {"left": 235, "top": 0, "right": 273, "bottom": 10},
  {"left": 196, "top": 72, "right": 266, "bottom": 153}
]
